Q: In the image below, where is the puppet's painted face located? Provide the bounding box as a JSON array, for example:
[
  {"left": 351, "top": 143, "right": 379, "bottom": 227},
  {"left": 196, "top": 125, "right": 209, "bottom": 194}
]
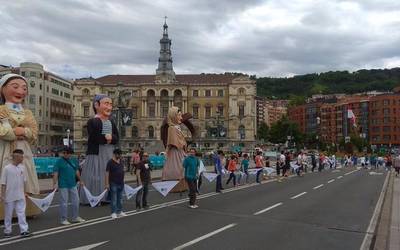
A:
[
  {"left": 177, "top": 111, "right": 183, "bottom": 124},
  {"left": 1, "top": 78, "right": 27, "bottom": 104},
  {"left": 96, "top": 97, "right": 113, "bottom": 117}
]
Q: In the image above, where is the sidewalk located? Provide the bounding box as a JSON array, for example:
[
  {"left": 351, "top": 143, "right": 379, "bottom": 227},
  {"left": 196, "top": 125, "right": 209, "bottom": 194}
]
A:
[
  {"left": 39, "top": 165, "right": 216, "bottom": 193},
  {"left": 389, "top": 175, "right": 400, "bottom": 250}
]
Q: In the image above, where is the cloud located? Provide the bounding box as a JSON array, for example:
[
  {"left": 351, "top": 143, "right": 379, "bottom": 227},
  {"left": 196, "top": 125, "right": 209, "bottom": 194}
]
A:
[{"left": 0, "top": 0, "right": 399, "bottom": 79}]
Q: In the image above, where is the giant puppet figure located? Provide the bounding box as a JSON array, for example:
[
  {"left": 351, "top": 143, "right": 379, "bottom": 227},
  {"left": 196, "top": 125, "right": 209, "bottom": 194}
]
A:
[
  {"left": 80, "top": 94, "right": 119, "bottom": 204},
  {"left": 0, "top": 74, "right": 41, "bottom": 217},
  {"left": 161, "top": 106, "right": 195, "bottom": 192}
]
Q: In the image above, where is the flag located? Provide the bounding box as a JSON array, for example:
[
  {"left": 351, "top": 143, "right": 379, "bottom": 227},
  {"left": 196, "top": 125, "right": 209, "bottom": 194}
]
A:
[
  {"left": 28, "top": 189, "right": 56, "bottom": 212},
  {"left": 347, "top": 109, "right": 357, "bottom": 127},
  {"left": 124, "top": 184, "right": 143, "bottom": 200},
  {"left": 203, "top": 172, "right": 219, "bottom": 182},
  {"left": 83, "top": 186, "right": 108, "bottom": 207},
  {"left": 152, "top": 181, "right": 179, "bottom": 197},
  {"left": 263, "top": 167, "right": 276, "bottom": 175}
]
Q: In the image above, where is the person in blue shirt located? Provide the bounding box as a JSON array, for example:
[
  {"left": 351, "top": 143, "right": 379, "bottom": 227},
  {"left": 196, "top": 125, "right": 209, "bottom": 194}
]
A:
[
  {"left": 53, "top": 147, "right": 85, "bottom": 225},
  {"left": 183, "top": 148, "right": 199, "bottom": 208},
  {"left": 214, "top": 150, "right": 224, "bottom": 193}
]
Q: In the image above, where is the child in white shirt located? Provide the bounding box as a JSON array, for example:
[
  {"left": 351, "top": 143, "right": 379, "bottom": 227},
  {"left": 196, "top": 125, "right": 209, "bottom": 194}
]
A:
[{"left": 0, "top": 149, "right": 31, "bottom": 238}]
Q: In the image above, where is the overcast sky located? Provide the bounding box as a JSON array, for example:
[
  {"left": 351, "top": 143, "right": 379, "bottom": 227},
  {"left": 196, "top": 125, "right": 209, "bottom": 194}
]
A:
[{"left": 1, "top": 0, "right": 400, "bottom": 79}]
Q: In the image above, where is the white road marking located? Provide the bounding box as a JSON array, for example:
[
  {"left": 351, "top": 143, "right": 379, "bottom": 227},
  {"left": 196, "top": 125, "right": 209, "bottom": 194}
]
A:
[
  {"left": 337, "top": 176, "right": 343, "bottom": 179},
  {"left": 327, "top": 179, "right": 335, "bottom": 183},
  {"left": 290, "top": 192, "right": 307, "bottom": 199},
  {"left": 313, "top": 184, "right": 324, "bottom": 190},
  {"left": 344, "top": 169, "right": 359, "bottom": 176},
  {"left": 172, "top": 223, "right": 237, "bottom": 250},
  {"left": 254, "top": 202, "right": 283, "bottom": 215},
  {"left": 68, "top": 241, "right": 109, "bottom": 250}
]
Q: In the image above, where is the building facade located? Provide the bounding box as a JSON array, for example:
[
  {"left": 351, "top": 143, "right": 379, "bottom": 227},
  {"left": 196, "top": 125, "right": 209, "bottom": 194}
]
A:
[
  {"left": 73, "top": 22, "right": 256, "bottom": 153},
  {"left": 0, "top": 62, "right": 73, "bottom": 152}
]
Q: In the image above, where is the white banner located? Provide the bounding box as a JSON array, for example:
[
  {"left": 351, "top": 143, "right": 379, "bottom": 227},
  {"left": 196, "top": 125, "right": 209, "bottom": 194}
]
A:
[
  {"left": 124, "top": 184, "right": 143, "bottom": 200},
  {"left": 28, "top": 189, "right": 56, "bottom": 212},
  {"left": 203, "top": 172, "right": 219, "bottom": 182},
  {"left": 263, "top": 167, "right": 276, "bottom": 175},
  {"left": 248, "top": 168, "right": 263, "bottom": 175},
  {"left": 290, "top": 162, "right": 301, "bottom": 171},
  {"left": 152, "top": 181, "right": 179, "bottom": 197},
  {"left": 83, "top": 186, "right": 108, "bottom": 207}
]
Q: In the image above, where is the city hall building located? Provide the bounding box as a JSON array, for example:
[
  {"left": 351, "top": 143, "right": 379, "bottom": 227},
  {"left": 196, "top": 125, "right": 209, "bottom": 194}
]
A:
[{"left": 73, "top": 22, "right": 256, "bottom": 153}]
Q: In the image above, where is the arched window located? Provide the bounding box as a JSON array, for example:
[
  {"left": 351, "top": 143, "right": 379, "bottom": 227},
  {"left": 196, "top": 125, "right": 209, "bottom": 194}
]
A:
[
  {"left": 238, "top": 103, "right": 245, "bottom": 119},
  {"left": 148, "top": 126, "right": 154, "bottom": 139},
  {"left": 131, "top": 126, "right": 138, "bottom": 138},
  {"left": 161, "top": 89, "right": 169, "bottom": 117},
  {"left": 82, "top": 88, "right": 90, "bottom": 96},
  {"left": 147, "top": 89, "right": 156, "bottom": 117},
  {"left": 239, "top": 125, "right": 245, "bottom": 139},
  {"left": 174, "top": 89, "right": 182, "bottom": 110},
  {"left": 238, "top": 88, "right": 246, "bottom": 95}
]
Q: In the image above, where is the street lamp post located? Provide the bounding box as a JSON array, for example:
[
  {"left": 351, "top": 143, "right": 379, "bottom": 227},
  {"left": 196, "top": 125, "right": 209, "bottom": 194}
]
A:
[{"left": 66, "top": 129, "right": 70, "bottom": 147}]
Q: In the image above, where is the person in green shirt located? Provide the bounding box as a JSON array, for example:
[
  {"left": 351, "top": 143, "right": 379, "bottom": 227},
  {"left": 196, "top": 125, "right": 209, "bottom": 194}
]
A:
[
  {"left": 238, "top": 153, "right": 250, "bottom": 184},
  {"left": 53, "top": 147, "right": 85, "bottom": 225},
  {"left": 183, "top": 148, "right": 199, "bottom": 209}
]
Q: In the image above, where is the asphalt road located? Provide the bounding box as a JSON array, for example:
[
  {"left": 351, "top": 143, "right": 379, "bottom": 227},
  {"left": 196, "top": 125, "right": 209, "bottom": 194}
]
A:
[{"left": 0, "top": 166, "right": 387, "bottom": 250}]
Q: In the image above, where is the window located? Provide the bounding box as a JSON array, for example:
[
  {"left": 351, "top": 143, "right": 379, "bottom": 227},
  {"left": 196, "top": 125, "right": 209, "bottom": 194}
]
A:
[
  {"left": 29, "top": 95, "right": 36, "bottom": 105},
  {"left": 217, "top": 104, "right": 224, "bottom": 116},
  {"left": 47, "top": 86, "right": 49, "bottom": 92},
  {"left": 205, "top": 90, "right": 211, "bottom": 97},
  {"left": 160, "top": 89, "right": 169, "bottom": 117},
  {"left": 64, "top": 93, "right": 71, "bottom": 99},
  {"left": 108, "top": 91, "right": 115, "bottom": 97},
  {"left": 239, "top": 125, "right": 245, "bottom": 139},
  {"left": 173, "top": 89, "right": 182, "bottom": 110},
  {"left": 383, "top": 126, "right": 391, "bottom": 132},
  {"left": 132, "top": 107, "right": 138, "bottom": 119},
  {"left": 132, "top": 126, "right": 138, "bottom": 138},
  {"left": 148, "top": 103, "right": 155, "bottom": 118},
  {"left": 83, "top": 105, "right": 90, "bottom": 117},
  {"left": 193, "top": 90, "right": 198, "bottom": 97},
  {"left": 51, "top": 88, "right": 59, "bottom": 95},
  {"left": 82, "top": 126, "right": 88, "bottom": 137},
  {"left": 82, "top": 89, "right": 90, "bottom": 95},
  {"left": 218, "top": 89, "right": 224, "bottom": 97},
  {"left": 205, "top": 106, "right": 211, "bottom": 119},
  {"left": 193, "top": 105, "right": 199, "bottom": 119},
  {"left": 383, "top": 100, "right": 389, "bottom": 106},
  {"left": 21, "top": 71, "right": 26, "bottom": 77},
  {"left": 39, "top": 96, "right": 42, "bottom": 105},
  {"left": 148, "top": 126, "right": 154, "bottom": 139},
  {"left": 120, "top": 127, "right": 126, "bottom": 138},
  {"left": 238, "top": 88, "right": 246, "bottom": 95},
  {"left": 239, "top": 104, "right": 245, "bottom": 118},
  {"left": 383, "top": 108, "right": 390, "bottom": 115},
  {"left": 30, "top": 71, "right": 36, "bottom": 77},
  {"left": 39, "top": 84, "right": 42, "bottom": 90}
]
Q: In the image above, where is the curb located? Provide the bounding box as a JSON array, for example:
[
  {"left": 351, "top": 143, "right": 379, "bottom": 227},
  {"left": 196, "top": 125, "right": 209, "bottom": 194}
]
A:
[{"left": 360, "top": 171, "right": 392, "bottom": 250}]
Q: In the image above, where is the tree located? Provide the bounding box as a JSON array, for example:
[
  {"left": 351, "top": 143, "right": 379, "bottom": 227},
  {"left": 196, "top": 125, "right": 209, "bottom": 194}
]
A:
[
  {"left": 269, "top": 117, "right": 303, "bottom": 146},
  {"left": 257, "top": 122, "right": 269, "bottom": 141}
]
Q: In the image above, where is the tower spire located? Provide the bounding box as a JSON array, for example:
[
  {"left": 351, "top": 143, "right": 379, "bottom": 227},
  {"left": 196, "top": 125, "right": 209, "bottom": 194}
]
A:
[{"left": 156, "top": 17, "right": 175, "bottom": 82}]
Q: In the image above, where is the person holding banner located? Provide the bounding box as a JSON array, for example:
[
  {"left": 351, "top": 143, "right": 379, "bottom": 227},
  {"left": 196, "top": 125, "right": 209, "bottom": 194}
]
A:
[
  {"left": 105, "top": 149, "right": 126, "bottom": 219},
  {"left": 196, "top": 152, "right": 206, "bottom": 194},
  {"left": 238, "top": 153, "right": 249, "bottom": 184},
  {"left": 255, "top": 151, "right": 264, "bottom": 183},
  {"left": 183, "top": 148, "right": 199, "bottom": 208},
  {"left": 0, "top": 149, "right": 31, "bottom": 237},
  {"left": 135, "top": 152, "right": 152, "bottom": 209},
  {"left": 80, "top": 94, "right": 119, "bottom": 204},
  {"left": 226, "top": 155, "right": 237, "bottom": 187},
  {"left": 214, "top": 150, "right": 224, "bottom": 193},
  {"left": 53, "top": 147, "right": 85, "bottom": 225}
]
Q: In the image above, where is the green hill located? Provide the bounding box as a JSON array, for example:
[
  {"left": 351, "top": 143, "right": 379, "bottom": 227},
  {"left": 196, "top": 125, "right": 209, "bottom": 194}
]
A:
[{"left": 256, "top": 68, "right": 400, "bottom": 99}]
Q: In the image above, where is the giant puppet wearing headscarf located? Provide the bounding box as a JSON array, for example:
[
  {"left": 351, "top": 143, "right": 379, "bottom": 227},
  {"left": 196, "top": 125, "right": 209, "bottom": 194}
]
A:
[
  {"left": 161, "top": 106, "right": 195, "bottom": 192},
  {"left": 79, "top": 94, "right": 119, "bottom": 204},
  {"left": 0, "top": 74, "right": 41, "bottom": 217}
]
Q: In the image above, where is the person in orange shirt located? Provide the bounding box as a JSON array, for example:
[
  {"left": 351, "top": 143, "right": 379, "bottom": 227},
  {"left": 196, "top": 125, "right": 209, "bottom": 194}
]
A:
[{"left": 225, "top": 155, "right": 237, "bottom": 187}]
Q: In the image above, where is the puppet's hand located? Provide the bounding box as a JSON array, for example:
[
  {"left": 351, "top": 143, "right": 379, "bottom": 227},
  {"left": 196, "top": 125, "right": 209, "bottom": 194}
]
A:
[{"left": 13, "top": 126, "right": 25, "bottom": 136}]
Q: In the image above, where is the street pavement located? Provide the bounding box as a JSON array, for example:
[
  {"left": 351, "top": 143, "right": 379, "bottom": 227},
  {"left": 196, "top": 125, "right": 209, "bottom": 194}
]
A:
[{"left": 0, "top": 166, "right": 388, "bottom": 250}]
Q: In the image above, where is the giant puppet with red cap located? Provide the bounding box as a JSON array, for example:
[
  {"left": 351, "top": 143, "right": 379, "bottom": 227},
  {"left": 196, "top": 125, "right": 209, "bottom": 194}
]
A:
[{"left": 0, "top": 73, "right": 41, "bottom": 217}]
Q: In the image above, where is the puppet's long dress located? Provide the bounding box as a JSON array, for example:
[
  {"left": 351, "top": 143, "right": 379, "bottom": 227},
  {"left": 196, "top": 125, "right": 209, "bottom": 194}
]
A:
[{"left": 0, "top": 105, "right": 41, "bottom": 218}]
